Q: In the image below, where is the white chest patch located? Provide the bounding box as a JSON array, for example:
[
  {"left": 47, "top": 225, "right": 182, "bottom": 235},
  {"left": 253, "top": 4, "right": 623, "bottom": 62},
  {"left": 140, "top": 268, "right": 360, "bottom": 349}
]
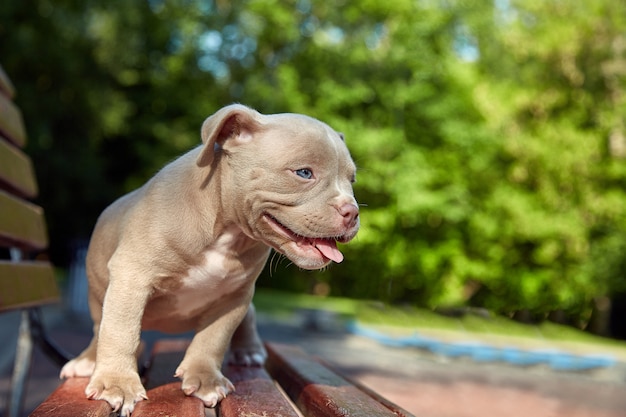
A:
[{"left": 172, "top": 227, "right": 256, "bottom": 316}]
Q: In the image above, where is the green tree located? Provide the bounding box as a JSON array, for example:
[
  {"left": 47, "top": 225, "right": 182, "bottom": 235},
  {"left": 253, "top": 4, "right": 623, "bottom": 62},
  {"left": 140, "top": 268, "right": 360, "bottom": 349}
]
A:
[
  {"left": 462, "top": 0, "right": 626, "bottom": 321},
  {"left": 2, "top": 0, "right": 625, "bottom": 327},
  {"left": 1, "top": 0, "right": 223, "bottom": 262}
]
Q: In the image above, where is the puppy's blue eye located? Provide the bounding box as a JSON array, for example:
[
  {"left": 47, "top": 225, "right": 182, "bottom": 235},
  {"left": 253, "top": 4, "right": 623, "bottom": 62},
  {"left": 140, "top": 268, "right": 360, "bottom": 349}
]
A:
[{"left": 295, "top": 168, "right": 313, "bottom": 179}]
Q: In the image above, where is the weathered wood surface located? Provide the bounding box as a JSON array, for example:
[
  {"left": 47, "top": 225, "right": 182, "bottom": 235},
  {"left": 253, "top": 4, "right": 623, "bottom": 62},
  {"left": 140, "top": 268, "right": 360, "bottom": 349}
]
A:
[
  {"left": 31, "top": 340, "right": 413, "bottom": 417},
  {"left": 265, "top": 342, "right": 411, "bottom": 417},
  {"left": 0, "top": 261, "right": 58, "bottom": 312}
]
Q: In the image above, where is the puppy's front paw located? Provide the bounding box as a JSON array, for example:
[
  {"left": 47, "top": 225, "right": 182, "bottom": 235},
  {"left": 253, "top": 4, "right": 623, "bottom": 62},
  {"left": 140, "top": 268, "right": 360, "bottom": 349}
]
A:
[
  {"left": 227, "top": 344, "right": 267, "bottom": 367},
  {"left": 175, "top": 366, "right": 235, "bottom": 408},
  {"left": 85, "top": 372, "right": 147, "bottom": 416},
  {"left": 60, "top": 356, "right": 96, "bottom": 378}
]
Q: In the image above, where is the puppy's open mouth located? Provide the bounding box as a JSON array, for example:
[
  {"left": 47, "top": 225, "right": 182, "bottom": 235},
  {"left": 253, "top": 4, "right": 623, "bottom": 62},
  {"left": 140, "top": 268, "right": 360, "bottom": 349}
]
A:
[{"left": 263, "top": 214, "right": 346, "bottom": 263}]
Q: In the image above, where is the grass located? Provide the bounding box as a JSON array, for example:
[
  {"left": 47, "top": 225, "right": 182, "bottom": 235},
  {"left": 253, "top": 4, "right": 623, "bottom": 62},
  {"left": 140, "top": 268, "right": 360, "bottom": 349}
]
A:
[
  {"left": 253, "top": 288, "right": 626, "bottom": 351},
  {"left": 253, "top": 288, "right": 360, "bottom": 319}
]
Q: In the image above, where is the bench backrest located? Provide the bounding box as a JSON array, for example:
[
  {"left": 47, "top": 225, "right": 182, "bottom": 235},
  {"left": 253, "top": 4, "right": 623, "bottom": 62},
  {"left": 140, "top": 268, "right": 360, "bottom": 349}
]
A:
[{"left": 0, "top": 64, "right": 59, "bottom": 312}]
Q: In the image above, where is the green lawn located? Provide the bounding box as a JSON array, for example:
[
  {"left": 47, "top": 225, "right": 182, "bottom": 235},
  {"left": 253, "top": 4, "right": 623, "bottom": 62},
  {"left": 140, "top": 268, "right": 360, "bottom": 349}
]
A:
[
  {"left": 253, "top": 288, "right": 626, "bottom": 351},
  {"left": 253, "top": 288, "right": 360, "bottom": 318}
]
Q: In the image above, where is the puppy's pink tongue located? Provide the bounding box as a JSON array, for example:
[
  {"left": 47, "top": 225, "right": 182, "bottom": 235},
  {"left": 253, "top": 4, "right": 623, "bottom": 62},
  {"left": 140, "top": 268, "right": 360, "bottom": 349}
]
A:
[{"left": 314, "top": 239, "right": 344, "bottom": 263}]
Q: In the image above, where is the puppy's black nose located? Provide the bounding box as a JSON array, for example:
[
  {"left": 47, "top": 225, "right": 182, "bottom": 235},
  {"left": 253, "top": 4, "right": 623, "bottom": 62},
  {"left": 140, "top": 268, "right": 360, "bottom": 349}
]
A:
[{"left": 338, "top": 203, "right": 359, "bottom": 229}]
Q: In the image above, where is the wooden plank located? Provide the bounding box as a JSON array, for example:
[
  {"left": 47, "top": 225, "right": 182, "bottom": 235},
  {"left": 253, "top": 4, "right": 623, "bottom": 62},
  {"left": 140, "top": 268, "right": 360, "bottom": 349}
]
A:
[
  {"left": 137, "top": 340, "right": 205, "bottom": 417},
  {"left": 265, "top": 343, "right": 407, "bottom": 417},
  {"left": 0, "top": 64, "right": 16, "bottom": 99},
  {"left": 0, "top": 190, "right": 48, "bottom": 250},
  {"left": 0, "top": 92, "right": 26, "bottom": 147},
  {"left": 31, "top": 344, "right": 205, "bottom": 417},
  {"left": 218, "top": 365, "right": 301, "bottom": 417},
  {"left": 145, "top": 340, "right": 299, "bottom": 417},
  {"left": 0, "top": 260, "right": 59, "bottom": 312},
  {"left": 133, "top": 383, "right": 205, "bottom": 417},
  {"left": 29, "top": 377, "right": 112, "bottom": 417},
  {"left": 0, "top": 137, "right": 38, "bottom": 198}
]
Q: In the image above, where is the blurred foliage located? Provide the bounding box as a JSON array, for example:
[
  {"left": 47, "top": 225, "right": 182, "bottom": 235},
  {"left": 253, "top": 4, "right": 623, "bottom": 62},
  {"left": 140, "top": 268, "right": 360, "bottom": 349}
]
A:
[{"left": 1, "top": 0, "right": 625, "bottom": 326}]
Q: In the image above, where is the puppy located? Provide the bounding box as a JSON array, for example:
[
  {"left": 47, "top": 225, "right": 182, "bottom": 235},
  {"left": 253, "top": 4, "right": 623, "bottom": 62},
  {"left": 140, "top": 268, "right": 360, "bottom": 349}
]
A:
[{"left": 60, "top": 104, "right": 360, "bottom": 416}]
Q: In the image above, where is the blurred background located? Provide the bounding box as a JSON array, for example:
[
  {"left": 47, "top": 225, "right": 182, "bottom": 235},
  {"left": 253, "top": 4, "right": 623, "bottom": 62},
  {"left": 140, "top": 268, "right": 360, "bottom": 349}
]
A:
[{"left": 2, "top": 0, "right": 626, "bottom": 341}]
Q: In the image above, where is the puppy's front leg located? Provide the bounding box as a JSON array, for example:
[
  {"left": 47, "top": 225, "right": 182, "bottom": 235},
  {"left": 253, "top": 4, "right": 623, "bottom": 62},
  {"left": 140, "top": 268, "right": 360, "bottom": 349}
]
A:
[
  {"left": 228, "top": 303, "right": 267, "bottom": 366},
  {"left": 174, "top": 298, "right": 251, "bottom": 407},
  {"left": 86, "top": 275, "right": 149, "bottom": 416}
]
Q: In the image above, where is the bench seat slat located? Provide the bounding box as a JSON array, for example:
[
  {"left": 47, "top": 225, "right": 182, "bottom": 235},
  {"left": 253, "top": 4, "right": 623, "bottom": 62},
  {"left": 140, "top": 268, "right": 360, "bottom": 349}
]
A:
[
  {"left": 133, "top": 383, "right": 205, "bottom": 417},
  {"left": 31, "top": 340, "right": 413, "bottom": 417},
  {"left": 29, "top": 377, "right": 112, "bottom": 417},
  {"left": 137, "top": 340, "right": 205, "bottom": 417},
  {"left": 219, "top": 365, "right": 301, "bottom": 417},
  {"left": 0, "top": 138, "right": 38, "bottom": 198},
  {"left": 0, "top": 91, "right": 26, "bottom": 147},
  {"left": 0, "top": 190, "right": 48, "bottom": 250},
  {"left": 31, "top": 344, "right": 206, "bottom": 417},
  {"left": 0, "top": 260, "right": 59, "bottom": 312},
  {"left": 31, "top": 380, "right": 206, "bottom": 417},
  {"left": 146, "top": 340, "right": 302, "bottom": 417},
  {"left": 265, "top": 343, "right": 402, "bottom": 417}
]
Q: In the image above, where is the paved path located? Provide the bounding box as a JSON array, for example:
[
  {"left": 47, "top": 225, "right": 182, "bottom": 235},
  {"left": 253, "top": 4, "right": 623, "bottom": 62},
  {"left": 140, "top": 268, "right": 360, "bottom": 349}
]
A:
[
  {"left": 257, "top": 314, "right": 626, "bottom": 417},
  {"left": 1, "top": 306, "right": 625, "bottom": 417}
]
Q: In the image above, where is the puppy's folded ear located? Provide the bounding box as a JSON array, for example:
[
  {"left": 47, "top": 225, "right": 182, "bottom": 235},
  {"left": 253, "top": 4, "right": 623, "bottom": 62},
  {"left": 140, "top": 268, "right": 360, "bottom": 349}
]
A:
[{"left": 197, "top": 104, "right": 261, "bottom": 167}]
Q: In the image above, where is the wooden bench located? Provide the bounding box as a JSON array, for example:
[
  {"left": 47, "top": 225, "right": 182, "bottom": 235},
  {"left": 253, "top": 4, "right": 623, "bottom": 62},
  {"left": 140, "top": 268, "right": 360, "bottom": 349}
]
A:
[
  {"left": 0, "top": 65, "right": 413, "bottom": 417},
  {"left": 0, "top": 65, "right": 64, "bottom": 417},
  {"left": 31, "top": 340, "right": 413, "bottom": 417}
]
